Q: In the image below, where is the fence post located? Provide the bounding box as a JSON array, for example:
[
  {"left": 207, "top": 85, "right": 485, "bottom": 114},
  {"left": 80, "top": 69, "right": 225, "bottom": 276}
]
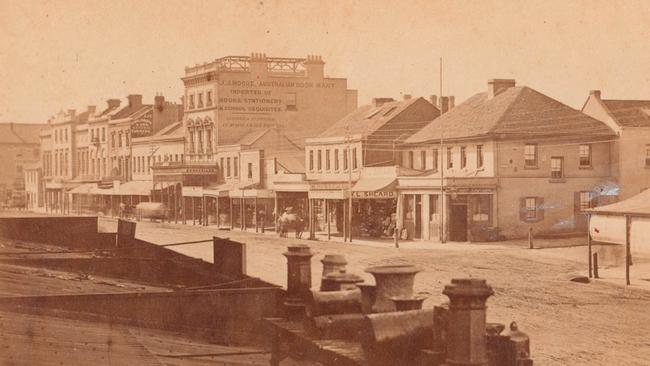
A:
[
  {"left": 528, "top": 226, "right": 533, "bottom": 249},
  {"left": 625, "top": 215, "right": 631, "bottom": 286},
  {"left": 592, "top": 252, "right": 599, "bottom": 279}
]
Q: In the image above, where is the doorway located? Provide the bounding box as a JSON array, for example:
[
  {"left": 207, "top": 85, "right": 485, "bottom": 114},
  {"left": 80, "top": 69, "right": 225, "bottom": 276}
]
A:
[{"left": 449, "top": 204, "right": 468, "bottom": 241}]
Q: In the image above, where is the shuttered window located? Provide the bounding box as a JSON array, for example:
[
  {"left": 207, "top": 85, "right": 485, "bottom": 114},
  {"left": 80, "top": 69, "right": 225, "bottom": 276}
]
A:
[{"left": 520, "top": 197, "right": 544, "bottom": 222}]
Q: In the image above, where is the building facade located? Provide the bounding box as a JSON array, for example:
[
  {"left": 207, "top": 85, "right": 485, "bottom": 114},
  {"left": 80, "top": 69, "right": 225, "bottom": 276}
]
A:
[
  {"left": 0, "top": 123, "right": 42, "bottom": 207},
  {"left": 304, "top": 96, "right": 440, "bottom": 240},
  {"left": 401, "top": 79, "right": 617, "bottom": 241},
  {"left": 181, "top": 53, "right": 358, "bottom": 165},
  {"left": 581, "top": 90, "right": 650, "bottom": 199},
  {"left": 40, "top": 95, "right": 182, "bottom": 214}
]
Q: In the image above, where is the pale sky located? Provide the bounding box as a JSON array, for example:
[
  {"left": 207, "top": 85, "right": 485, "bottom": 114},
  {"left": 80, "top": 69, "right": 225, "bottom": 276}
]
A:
[{"left": 1, "top": 0, "right": 649, "bottom": 123}]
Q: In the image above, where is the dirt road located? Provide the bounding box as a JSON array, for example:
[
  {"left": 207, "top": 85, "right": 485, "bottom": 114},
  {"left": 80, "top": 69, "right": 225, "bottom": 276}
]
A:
[{"left": 98, "top": 218, "right": 650, "bottom": 366}]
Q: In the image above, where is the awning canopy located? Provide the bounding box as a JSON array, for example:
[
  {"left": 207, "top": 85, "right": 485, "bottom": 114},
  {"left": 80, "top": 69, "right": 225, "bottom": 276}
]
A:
[
  {"left": 115, "top": 181, "right": 153, "bottom": 196},
  {"left": 68, "top": 183, "right": 96, "bottom": 194},
  {"left": 350, "top": 177, "right": 397, "bottom": 199},
  {"left": 587, "top": 189, "right": 650, "bottom": 217}
]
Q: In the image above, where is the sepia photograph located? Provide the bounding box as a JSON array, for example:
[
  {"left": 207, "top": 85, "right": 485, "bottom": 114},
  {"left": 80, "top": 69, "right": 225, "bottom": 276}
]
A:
[{"left": 1, "top": 0, "right": 649, "bottom": 365}]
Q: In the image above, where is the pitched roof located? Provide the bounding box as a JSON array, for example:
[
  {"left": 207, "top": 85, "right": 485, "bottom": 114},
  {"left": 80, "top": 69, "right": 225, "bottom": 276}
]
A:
[
  {"left": 273, "top": 155, "right": 305, "bottom": 174},
  {"left": 317, "top": 97, "right": 434, "bottom": 139},
  {"left": 112, "top": 104, "right": 151, "bottom": 120},
  {"left": 154, "top": 121, "right": 183, "bottom": 137},
  {"left": 237, "top": 128, "right": 273, "bottom": 146},
  {"left": 406, "top": 86, "right": 615, "bottom": 143},
  {"left": 600, "top": 99, "right": 650, "bottom": 127},
  {"left": 0, "top": 123, "right": 44, "bottom": 144}
]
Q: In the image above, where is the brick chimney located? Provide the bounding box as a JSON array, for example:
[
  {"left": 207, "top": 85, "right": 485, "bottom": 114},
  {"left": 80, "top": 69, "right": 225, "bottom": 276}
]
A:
[
  {"left": 127, "top": 94, "right": 143, "bottom": 108},
  {"left": 373, "top": 98, "right": 395, "bottom": 107},
  {"left": 107, "top": 99, "right": 121, "bottom": 109},
  {"left": 250, "top": 52, "right": 268, "bottom": 79},
  {"left": 87, "top": 105, "right": 96, "bottom": 115},
  {"left": 488, "top": 79, "right": 516, "bottom": 99},
  {"left": 590, "top": 90, "right": 601, "bottom": 100},
  {"left": 67, "top": 109, "right": 76, "bottom": 118},
  {"left": 403, "top": 94, "right": 412, "bottom": 101},
  {"left": 449, "top": 96, "right": 455, "bottom": 109},
  {"left": 155, "top": 94, "right": 165, "bottom": 111},
  {"left": 305, "top": 55, "right": 324, "bottom": 80},
  {"left": 429, "top": 95, "right": 438, "bottom": 107},
  {"left": 439, "top": 96, "right": 449, "bottom": 114}
]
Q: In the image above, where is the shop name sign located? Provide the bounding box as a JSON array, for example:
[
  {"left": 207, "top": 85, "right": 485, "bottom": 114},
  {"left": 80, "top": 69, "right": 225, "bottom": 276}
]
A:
[{"left": 351, "top": 190, "right": 395, "bottom": 199}]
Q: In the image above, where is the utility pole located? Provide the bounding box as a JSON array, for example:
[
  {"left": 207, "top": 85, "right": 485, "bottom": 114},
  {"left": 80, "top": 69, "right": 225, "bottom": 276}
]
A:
[
  {"left": 346, "top": 125, "right": 353, "bottom": 243},
  {"left": 439, "top": 57, "right": 446, "bottom": 244}
]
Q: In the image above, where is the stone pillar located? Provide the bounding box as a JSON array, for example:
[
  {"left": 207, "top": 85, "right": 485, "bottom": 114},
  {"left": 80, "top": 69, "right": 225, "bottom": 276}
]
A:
[
  {"left": 442, "top": 278, "right": 494, "bottom": 366},
  {"left": 283, "top": 244, "right": 313, "bottom": 320},
  {"left": 320, "top": 254, "right": 347, "bottom": 290}
]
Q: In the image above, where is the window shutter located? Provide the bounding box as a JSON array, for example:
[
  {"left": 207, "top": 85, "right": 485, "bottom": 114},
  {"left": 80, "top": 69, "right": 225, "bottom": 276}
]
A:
[
  {"left": 519, "top": 198, "right": 527, "bottom": 222},
  {"left": 537, "top": 197, "right": 545, "bottom": 221},
  {"left": 573, "top": 192, "right": 581, "bottom": 214}
]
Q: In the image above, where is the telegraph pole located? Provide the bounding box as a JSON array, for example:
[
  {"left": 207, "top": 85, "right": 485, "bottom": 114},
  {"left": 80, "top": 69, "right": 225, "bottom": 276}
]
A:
[
  {"left": 346, "top": 125, "right": 353, "bottom": 243},
  {"left": 439, "top": 57, "right": 446, "bottom": 244}
]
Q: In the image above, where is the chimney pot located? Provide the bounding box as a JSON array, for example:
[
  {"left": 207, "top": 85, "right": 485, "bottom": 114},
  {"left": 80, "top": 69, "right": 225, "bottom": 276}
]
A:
[
  {"left": 107, "top": 99, "right": 121, "bottom": 109},
  {"left": 429, "top": 95, "right": 438, "bottom": 107},
  {"left": 439, "top": 97, "right": 450, "bottom": 114},
  {"left": 127, "top": 94, "right": 143, "bottom": 108},
  {"left": 372, "top": 97, "right": 395, "bottom": 107},
  {"left": 590, "top": 90, "right": 602, "bottom": 99},
  {"left": 155, "top": 95, "right": 165, "bottom": 110},
  {"left": 488, "top": 79, "right": 516, "bottom": 99}
]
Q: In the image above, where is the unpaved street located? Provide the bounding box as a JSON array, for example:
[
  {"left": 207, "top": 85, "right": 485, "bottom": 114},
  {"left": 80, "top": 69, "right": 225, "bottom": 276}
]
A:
[{"left": 100, "top": 218, "right": 650, "bottom": 366}]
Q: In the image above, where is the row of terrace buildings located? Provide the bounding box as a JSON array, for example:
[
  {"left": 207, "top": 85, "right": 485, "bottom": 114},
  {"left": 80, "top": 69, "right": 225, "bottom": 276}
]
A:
[{"left": 25, "top": 53, "right": 650, "bottom": 242}]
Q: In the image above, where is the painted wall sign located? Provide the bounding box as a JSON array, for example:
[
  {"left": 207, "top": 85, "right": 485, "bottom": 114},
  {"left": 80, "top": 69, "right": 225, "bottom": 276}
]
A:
[{"left": 131, "top": 119, "right": 153, "bottom": 138}]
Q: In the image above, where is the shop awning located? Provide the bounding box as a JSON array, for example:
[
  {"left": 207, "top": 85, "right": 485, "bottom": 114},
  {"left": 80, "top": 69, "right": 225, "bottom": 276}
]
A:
[
  {"left": 350, "top": 177, "right": 397, "bottom": 199},
  {"left": 115, "top": 181, "right": 153, "bottom": 196},
  {"left": 182, "top": 186, "right": 204, "bottom": 197},
  {"left": 68, "top": 183, "right": 96, "bottom": 194}
]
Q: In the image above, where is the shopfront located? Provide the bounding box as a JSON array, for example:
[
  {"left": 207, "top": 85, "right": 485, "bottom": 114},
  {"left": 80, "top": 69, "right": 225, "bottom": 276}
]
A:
[{"left": 350, "top": 177, "right": 398, "bottom": 239}]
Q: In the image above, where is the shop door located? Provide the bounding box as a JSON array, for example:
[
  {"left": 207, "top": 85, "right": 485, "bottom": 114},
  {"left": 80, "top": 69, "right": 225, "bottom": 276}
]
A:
[{"left": 449, "top": 204, "right": 468, "bottom": 242}]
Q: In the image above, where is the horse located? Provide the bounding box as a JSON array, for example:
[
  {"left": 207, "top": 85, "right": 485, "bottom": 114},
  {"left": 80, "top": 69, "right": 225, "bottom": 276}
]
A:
[{"left": 278, "top": 212, "right": 306, "bottom": 238}]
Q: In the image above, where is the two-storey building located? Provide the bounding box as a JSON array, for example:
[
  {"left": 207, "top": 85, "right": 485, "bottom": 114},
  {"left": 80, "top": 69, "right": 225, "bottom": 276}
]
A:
[
  {"left": 401, "top": 79, "right": 616, "bottom": 241},
  {"left": 305, "top": 96, "right": 440, "bottom": 240}
]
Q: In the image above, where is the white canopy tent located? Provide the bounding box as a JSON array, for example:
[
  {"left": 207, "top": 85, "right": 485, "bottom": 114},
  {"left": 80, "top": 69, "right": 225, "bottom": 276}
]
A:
[{"left": 587, "top": 189, "right": 650, "bottom": 256}]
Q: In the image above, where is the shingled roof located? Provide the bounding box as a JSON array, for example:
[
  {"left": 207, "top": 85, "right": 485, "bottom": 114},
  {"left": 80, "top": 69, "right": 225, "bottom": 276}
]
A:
[
  {"left": 317, "top": 97, "right": 437, "bottom": 139},
  {"left": 406, "top": 86, "right": 615, "bottom": 144},
  {"left": 600, "top": 99, "right": 650, "bottom": 127}
]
